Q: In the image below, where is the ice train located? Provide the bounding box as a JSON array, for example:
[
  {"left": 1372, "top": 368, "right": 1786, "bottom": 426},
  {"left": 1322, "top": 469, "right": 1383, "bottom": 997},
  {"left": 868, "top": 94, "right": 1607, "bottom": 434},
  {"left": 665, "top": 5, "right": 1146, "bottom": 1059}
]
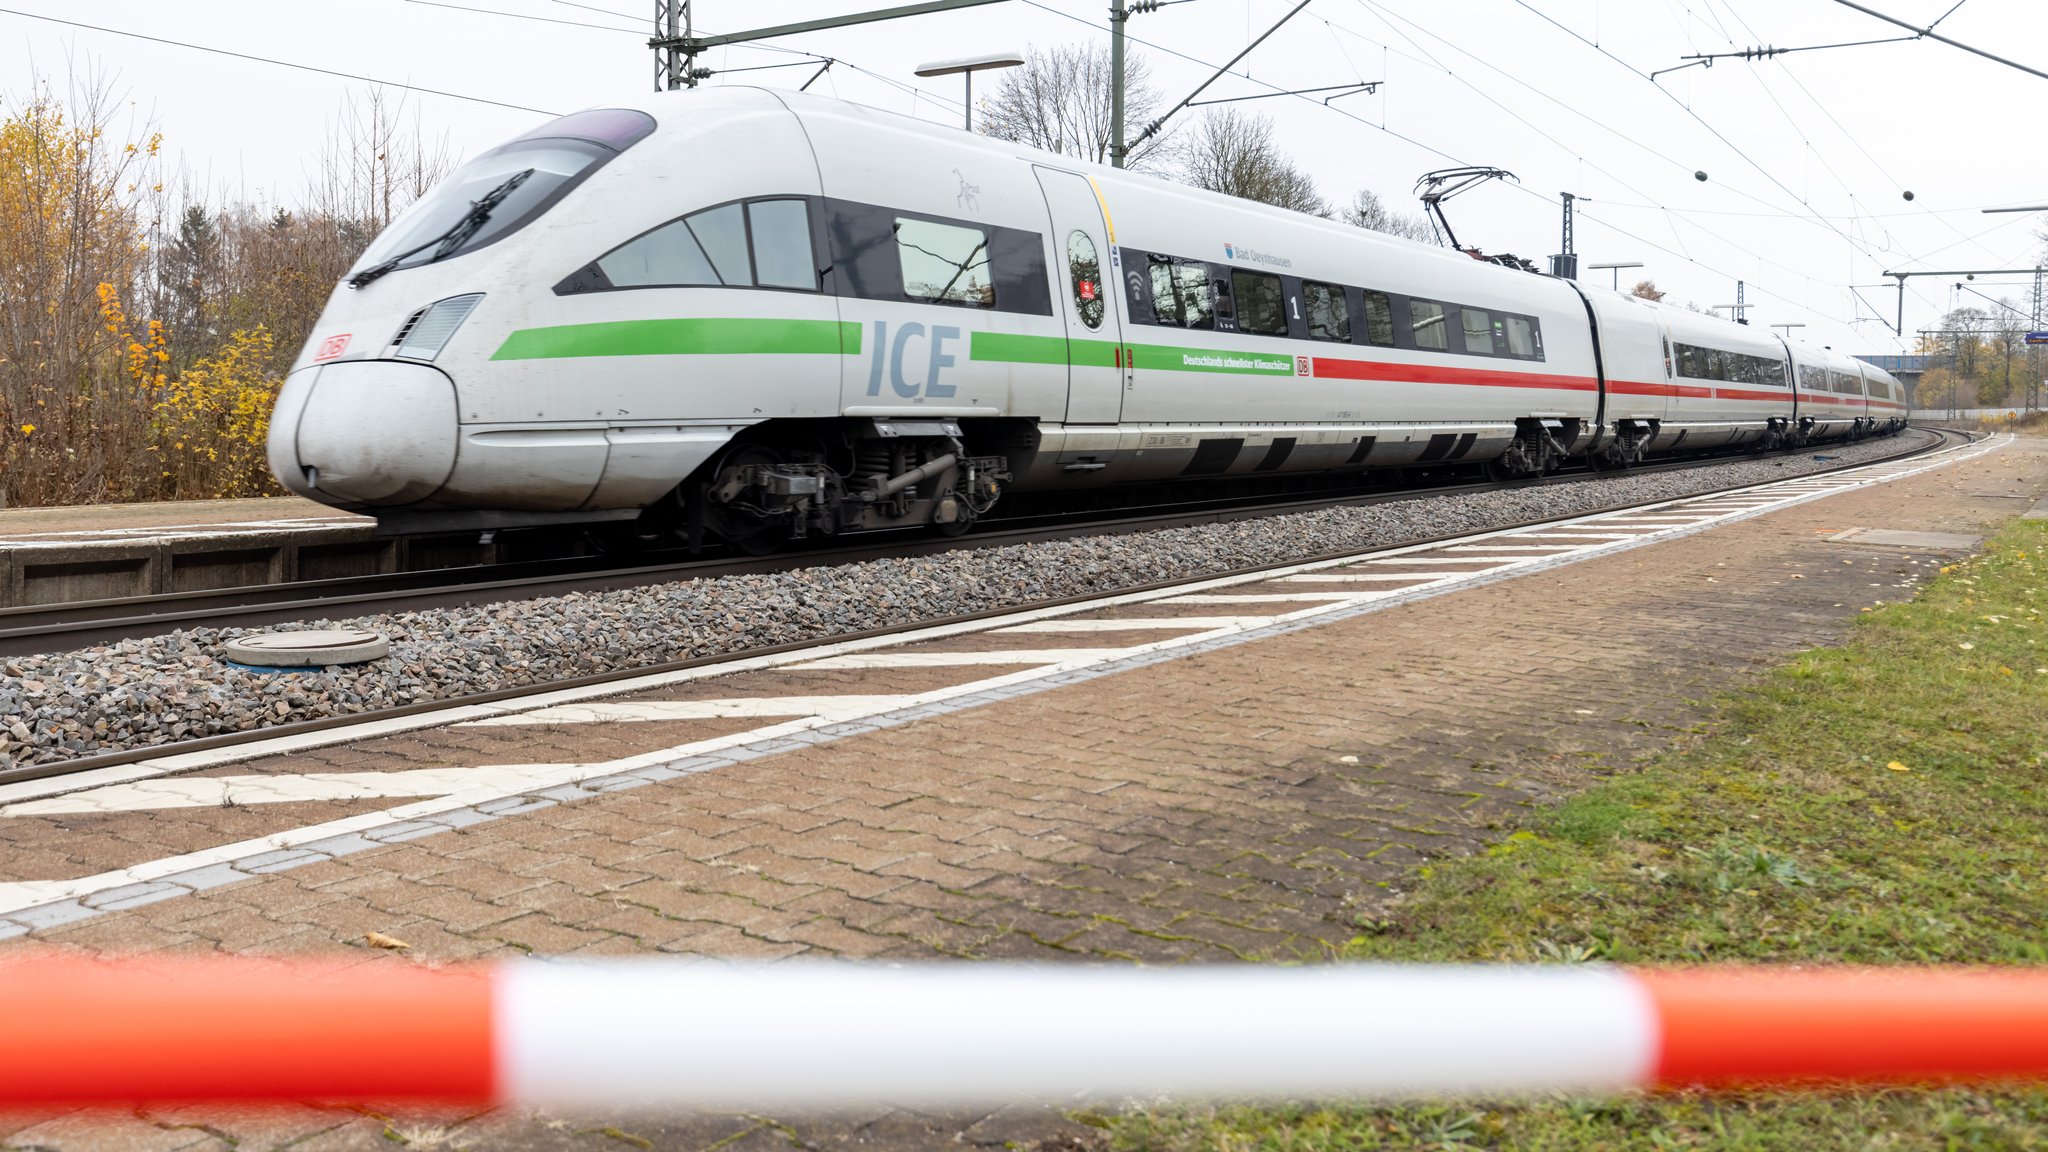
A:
[{"left": 265, "top": 86, "right": 1906, "bottom": 546}]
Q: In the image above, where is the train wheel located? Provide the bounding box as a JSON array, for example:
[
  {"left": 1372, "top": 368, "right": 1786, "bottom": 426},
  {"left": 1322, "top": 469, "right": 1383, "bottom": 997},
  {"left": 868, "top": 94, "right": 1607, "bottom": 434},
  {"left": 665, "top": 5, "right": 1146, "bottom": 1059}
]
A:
[
  {"left": 702, "top": 444, "right": 787, "bottom": 555},
  {"left": 928, "top": 494, "right": 976, "bottom": 538}
]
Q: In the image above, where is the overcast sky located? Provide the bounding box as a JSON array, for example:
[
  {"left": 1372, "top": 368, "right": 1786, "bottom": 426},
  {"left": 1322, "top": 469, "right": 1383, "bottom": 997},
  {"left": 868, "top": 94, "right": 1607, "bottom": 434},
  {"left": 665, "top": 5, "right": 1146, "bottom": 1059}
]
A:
[{"left": 7, "top": 0, "right": 2045, "bottom": 354}]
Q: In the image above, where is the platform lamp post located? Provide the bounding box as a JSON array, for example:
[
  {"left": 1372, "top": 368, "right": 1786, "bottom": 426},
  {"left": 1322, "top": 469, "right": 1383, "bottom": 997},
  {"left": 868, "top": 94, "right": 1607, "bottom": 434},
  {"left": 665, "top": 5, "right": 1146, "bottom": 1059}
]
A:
[
  {"left": 914, "top": 52, "right": 1024, "bottom": 131},
  {"left": 1771, "top": 322, "right": 1806, "bottom": 339},
  {"left": 1586, "top": 261, "right": 1644, "bottom": 292}
]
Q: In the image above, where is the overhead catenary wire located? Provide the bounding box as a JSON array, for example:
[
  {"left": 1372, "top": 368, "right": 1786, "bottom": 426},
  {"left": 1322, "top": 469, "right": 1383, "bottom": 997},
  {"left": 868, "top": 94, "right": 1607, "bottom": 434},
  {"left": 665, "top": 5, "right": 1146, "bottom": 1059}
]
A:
[
  {"left": 1020, "top": 0, "right": 1863, "bottom": 329},
  {"left": 1499, "top": 0, "right": 1967, "bottom": 337},
  {"left": 1322, "top": 1, "right": 1887, "bottom": 327},
  {"left": 1701, "top": 0, "right": 2015, "bottom": 269},
  {"left": 1337, "top": 1, "right": 1834, "bottom": 284},
  {"left": 402, "top": 0, "right": 643, "bottom": 35},
  {"left": 1830, "top": 0, "right": 2048, "bottom": 83},
  {"left": 1327, "top": 0, "right": 1919, "bottom": 328},
  {"left": 0, "top": 5, "right": 559, "bottom": 115},
  {"left": 1110, "top": 7, "right": 1858, "bottom": 330},
  {"left": 1505, "top": 0, "right": 1923, "bottom": 276}
]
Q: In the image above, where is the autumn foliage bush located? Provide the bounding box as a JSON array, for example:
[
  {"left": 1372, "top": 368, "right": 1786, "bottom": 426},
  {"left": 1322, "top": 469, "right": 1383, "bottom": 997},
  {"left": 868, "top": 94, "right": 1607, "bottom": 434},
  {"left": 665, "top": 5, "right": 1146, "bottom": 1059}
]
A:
[{"left": 1, "top": 77, "right": 442, "bottom": 507}]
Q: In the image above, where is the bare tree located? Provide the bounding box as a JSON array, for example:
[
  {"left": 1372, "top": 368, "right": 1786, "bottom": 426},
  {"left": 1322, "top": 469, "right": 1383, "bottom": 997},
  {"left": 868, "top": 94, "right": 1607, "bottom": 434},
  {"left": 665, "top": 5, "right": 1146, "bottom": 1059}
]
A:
[
  {"left": 306, "top": 87, "right": 453, "bottom": 242},
  {"left": 1340, "top": 188, "right": 1433, "bottom": 242},
  {"left": 1180, "top": 108, "right": 1328, "bottom": 217},
  {"left": 1630, "top": 280, "right": 1666, "bottom": 302},
  {"left": 977, "top": 43, "right": 1178, "bottom": 171}
]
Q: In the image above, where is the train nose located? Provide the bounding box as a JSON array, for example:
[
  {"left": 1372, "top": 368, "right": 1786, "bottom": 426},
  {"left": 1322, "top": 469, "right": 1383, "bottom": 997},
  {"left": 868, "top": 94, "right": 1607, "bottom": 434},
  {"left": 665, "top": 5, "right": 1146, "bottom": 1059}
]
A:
[{"left": 268, "top": 360, "right": 458, "bottom": 506}]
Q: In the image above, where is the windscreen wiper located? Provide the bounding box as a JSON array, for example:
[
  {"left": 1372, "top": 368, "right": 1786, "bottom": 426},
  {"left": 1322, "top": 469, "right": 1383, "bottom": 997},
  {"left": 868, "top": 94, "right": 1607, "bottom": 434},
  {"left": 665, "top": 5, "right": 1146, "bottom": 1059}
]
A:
[{"left": 346, "top": 169, "right": 534, "bottom": 289}]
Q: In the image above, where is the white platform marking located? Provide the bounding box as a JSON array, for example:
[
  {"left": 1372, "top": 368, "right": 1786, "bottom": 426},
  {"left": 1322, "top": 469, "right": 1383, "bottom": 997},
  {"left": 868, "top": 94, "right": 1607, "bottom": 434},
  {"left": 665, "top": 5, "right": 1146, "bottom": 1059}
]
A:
[
  {"left": 1362, "top": 556, "right": 1546, "bottom": 566},
  {"left": 461, "top": 696, "right": 921, "bottom": 726},
  {"left": 1159, "top": 592, "right": 1397, "bottom": 603},
  {"left": 988, "top": 617, "right": 1273, "bottom": 633},
  {"left": 2, "top": 765, "right": 576, "bottom": 815},
  {"left": 788, "top": 649, "right": 1133, "bottom": 669},
  {"left": 1274, "top": 573, "right": 1450, "bottom": 584},
  {"left": 1441, "top": 544, "right": 1581, "bottom": 552}
]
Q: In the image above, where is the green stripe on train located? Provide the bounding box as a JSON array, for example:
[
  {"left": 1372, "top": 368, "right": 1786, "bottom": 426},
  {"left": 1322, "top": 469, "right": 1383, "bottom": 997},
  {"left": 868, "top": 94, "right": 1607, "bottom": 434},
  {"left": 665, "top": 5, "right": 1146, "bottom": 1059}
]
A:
[
  {"left": 491, "top": 318, "right": 861, "bottom": 360},
  {"left": 969, "top": 331, "right": 1295, "bottom": 375}
]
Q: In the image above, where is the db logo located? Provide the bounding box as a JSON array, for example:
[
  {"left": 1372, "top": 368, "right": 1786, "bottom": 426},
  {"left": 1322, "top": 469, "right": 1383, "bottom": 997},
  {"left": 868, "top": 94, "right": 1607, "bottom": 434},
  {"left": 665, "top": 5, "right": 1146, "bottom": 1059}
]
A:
[
  {"left": 313, "top": 333, "right": 351, "bottom": 362},
  {"left": 1296, "top": 355, "right": 1311, "bottom": 376}
]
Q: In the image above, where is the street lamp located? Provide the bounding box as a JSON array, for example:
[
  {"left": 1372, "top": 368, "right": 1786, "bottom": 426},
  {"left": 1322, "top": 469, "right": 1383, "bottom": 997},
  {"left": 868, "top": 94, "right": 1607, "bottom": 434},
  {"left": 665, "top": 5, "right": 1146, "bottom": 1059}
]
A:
[
  {"left": 1586, "top": 261, "right": 1644, "bottom": 292},
  {"left": 1771, "top": 322, "right": 1807, "bottom": 339},
  {"left": 915, "top": 52, "right": 1024, "bottom": 132}
]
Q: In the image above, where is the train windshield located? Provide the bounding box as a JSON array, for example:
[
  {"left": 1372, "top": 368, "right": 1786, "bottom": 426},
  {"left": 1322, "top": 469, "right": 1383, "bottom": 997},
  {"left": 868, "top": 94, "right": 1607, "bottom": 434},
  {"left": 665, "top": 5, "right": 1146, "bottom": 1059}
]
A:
[{"left": 348, "top": 109, "right": 655, "bottom": 281}]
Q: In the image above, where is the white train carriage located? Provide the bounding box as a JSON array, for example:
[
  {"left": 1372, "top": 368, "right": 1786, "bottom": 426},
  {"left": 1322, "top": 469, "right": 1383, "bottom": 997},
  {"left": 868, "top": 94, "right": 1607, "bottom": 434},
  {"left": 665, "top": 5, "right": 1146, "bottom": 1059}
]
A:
[
  {"left": 266, "top": 86, "right": 1886, "bottom": 546},
  {"left": 1791, "top": 345, "right": 1878, "bottom": 440}
]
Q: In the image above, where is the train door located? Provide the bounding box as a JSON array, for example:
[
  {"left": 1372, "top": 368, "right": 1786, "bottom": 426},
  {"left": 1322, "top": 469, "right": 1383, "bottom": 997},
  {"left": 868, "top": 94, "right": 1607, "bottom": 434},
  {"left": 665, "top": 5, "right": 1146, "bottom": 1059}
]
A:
[{"left": 1032, "top": 166, "right": 1128, "bottom": 424}]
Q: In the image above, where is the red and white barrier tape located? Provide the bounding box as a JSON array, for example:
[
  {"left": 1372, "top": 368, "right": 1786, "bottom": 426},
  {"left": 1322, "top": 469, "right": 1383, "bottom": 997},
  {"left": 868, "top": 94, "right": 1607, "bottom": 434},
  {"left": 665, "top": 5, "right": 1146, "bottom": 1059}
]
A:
[{"left": 5, "top": 958, "right": 2048, "bottom": 1106}]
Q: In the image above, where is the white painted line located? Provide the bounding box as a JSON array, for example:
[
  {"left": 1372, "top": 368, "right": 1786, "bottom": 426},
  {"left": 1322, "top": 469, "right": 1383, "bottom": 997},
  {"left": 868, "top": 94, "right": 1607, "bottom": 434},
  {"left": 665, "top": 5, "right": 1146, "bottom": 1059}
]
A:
[
  {"left": 458, "top": 696, "right": 922, "bottom": 726},
  {"left": 1155, "top": 592, "right": 1396, "bottom": 603},
  {"left": 1440, "top": 544, "right": 1585, "bottom": 552},
  {"left": 1361, "top": 556, "right": 1544, "bottom": 566},
  {"left": 788, "top": 649, "right": 1136, "bottom": 669},
  {"left": 988, "top": 617, "right": 1275, "bottom": 633},
  {"left": 1273, "top": 573, "right": 1450, "bottom": 584},
  {"left": 3, "top": 766, "right": 577, "bottom": 815}
]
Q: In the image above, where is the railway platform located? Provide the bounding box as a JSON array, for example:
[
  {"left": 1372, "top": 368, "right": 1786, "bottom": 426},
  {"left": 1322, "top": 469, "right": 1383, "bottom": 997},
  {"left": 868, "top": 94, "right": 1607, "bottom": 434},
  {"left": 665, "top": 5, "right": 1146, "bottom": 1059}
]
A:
[
  {"left": 0, "top": 496, "right": 568, "bottom": 607},
  {"left": 0, "top": 434, "right": 2041, "bottom": 1150}
]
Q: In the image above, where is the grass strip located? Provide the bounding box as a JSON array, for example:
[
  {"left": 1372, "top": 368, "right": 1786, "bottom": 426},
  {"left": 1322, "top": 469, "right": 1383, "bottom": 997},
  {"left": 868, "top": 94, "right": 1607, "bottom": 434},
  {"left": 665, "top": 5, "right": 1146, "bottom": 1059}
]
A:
[{"left": 1100, "top": 517, "right": 2048, "bottom": 1150}]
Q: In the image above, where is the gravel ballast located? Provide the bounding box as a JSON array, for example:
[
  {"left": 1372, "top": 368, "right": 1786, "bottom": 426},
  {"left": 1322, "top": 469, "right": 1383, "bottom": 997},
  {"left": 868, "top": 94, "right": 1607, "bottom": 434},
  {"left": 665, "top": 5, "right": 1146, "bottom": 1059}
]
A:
[{"left": 0, "top": 436, "right": 1934, "bottom": 770}]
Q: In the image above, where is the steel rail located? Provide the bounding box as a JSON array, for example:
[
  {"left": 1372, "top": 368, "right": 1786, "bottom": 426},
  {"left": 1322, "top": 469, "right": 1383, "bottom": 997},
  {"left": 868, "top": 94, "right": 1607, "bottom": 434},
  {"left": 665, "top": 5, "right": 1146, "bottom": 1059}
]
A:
[
  {"left": 0, "top": 428, "right": 1965, "bottom": 791},
  {"left": 0, "top": 439, "right": 1917, "bottom": 656}
]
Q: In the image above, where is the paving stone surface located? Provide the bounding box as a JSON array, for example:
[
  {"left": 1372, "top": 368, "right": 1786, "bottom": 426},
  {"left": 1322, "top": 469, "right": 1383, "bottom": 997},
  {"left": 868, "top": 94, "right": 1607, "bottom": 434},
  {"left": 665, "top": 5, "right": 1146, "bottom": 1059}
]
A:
[{"left": 3, "top": 439, "right": 2042, "bottom": 1151}]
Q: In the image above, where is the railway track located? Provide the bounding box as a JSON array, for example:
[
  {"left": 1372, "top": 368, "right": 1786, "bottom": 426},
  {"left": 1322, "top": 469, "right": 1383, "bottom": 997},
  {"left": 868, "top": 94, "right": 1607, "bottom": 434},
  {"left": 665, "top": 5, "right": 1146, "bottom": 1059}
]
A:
[
  {"left": 0, "top": 432, "right": 1951, "bottom": 659},
  {"left": 0, "top": 426, "right": 1973, "bottom": 793}
]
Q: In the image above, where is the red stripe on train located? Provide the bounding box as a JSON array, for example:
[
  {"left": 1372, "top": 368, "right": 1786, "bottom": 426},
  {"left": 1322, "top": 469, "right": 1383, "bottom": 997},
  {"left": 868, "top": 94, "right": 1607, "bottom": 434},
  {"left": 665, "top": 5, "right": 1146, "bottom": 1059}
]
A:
[
  {"left": 1610, "top": 379, "right": 1712, "bottom": 398},
  {"left": 1310, "top": 358, "right": 1598, "bottom": 391}
]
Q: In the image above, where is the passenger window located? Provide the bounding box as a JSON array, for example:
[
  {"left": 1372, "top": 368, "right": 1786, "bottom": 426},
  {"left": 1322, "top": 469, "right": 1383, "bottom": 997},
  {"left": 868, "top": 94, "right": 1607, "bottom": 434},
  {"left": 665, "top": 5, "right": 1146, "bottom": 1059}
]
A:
[
  {"left": 1363, "top": 291, "right": 1395, "bottom": 346},
  {"left": 1145, "top": 256, "right": 1215, "bottom": 329},
  {"left": 1148, "top": 256, "right": 1178, "bottom": 323},
  {"left": 896, "top": 217, "right": 994, "bottom": 307},
  {"left": 1461, "top": 307, "right": 1494, "bottom": 355},
  {"left": 1177, "top": 262, "right": 1215, "bottom": 328},
  {"left": 1210, "top": 269, "right": 1235, "bottom": 322},
  {"left": 594, "top": 218, "right": 721, "bottom": 287},
  {"left": 1232, "top": 269, "right": 1286, "bottom": 336},
  {"left": 747, "top": 199, "right": 816, "bottom": 290},
  {"left": 686, "top": 202, "right": 752, "bottom": 285},
  {"left": 1411, "top": 299, "right": 1448, "bottom": 350},
  {"left": 1067, "top": 231, "right": 1104, "bottom": 329},
  {"left": 1303, "top": 281, "right": 1349, "bottom": 342},
  {"left": 1504, "top": 316, "right": 1536, "bottom": 357}
]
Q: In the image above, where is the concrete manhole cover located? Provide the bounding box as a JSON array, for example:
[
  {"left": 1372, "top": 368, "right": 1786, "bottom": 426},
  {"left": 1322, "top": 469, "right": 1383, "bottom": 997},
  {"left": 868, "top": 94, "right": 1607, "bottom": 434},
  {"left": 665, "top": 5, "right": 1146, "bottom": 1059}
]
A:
[{"left": 222, "top": 629, "right": 390, "bottom": 668}]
